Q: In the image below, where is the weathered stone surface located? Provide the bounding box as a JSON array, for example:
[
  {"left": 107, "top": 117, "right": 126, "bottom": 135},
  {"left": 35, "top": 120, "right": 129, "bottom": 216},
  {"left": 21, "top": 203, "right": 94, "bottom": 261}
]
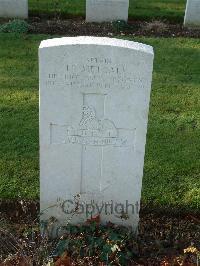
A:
[
  {"left": 184, "top": 0, "right": 200, "bottom": 28},
  {"left": 39, "top": 37, "right": 154, "bottom": 233},
  {"left": 86, "top": 0, "right": 129, "bottom": 22},
  {"left": 0, "top": 0, "right": 28, "bottom": 19}
]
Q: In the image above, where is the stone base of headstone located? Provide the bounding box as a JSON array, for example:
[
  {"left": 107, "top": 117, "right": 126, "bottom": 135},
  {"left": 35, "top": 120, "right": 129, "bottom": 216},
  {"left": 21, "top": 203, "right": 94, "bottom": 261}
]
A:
[
  {"left": 184, "top": 0, "right": 200, "bottom": 28},
  {"left": 0, "top": 0, "right": 28, "bottom": 19},
  {"left": 86, "top": 0, "right": 129, "bottom": 22}
]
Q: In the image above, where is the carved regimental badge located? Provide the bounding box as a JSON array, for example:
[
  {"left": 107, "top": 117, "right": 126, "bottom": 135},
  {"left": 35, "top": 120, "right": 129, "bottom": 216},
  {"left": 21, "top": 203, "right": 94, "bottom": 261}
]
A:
[{"left": 50, "top": 93, "right": 135, "bottom": 148}]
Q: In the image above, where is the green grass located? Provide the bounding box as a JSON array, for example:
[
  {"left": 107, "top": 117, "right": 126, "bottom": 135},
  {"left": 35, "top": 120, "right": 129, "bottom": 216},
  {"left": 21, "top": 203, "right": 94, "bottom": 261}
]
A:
[
  {"left": 29, "top": 0, "right": 85, "bottom": 18},
  {"left": 29, "top": 0, "right": 186, "bottom": 22},
  {"left": 0, "top": 34, "right": 199, "bottom": 212}
]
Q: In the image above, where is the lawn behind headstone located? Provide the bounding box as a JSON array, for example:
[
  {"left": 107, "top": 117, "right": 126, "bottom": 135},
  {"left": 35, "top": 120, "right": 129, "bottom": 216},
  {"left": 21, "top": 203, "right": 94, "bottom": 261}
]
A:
[
  {"left": 0, "top": 33, "right": 199, "bottom": 212},
  {"left": 29, "top": 0, "right": 186, "bottom": 22}
]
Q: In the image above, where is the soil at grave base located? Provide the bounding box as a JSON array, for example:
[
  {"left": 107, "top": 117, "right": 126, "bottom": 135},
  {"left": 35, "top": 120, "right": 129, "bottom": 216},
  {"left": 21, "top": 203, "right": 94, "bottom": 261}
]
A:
[
  {"left": 26, "top": 17, "right": 200, "bottom": 38},
  {"left": 0, "top": 199, "right": 200, "bottom": 265}
]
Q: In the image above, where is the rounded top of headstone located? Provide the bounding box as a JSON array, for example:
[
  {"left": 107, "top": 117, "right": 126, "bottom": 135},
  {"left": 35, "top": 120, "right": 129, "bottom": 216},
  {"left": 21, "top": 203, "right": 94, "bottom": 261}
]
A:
[{"left": 39, "top": 36, "right": 154, "bottom": 56}]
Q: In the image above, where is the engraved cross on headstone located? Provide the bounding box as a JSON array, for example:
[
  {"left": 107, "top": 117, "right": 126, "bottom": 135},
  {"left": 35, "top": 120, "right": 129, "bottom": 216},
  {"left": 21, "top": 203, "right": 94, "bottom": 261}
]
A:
[{"left": 80, "top": 93, "right": 116, "bottom": 195}]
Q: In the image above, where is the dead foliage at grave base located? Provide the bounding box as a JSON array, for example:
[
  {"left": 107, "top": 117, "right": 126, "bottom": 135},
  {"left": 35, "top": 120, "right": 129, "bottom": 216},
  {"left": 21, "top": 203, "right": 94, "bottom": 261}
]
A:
[
  {"left": 26, "top": 18, "right": 200, "bottom": 38},
  {"left": 0, "top": 208, "right": 200, "bottom": 266}
]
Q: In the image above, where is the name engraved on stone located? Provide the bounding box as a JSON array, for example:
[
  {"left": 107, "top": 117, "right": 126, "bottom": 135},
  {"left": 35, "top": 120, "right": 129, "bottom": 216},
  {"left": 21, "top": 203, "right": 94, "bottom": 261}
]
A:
[{"left": 45, "top": 58, "right": 145, "bottom": 90}]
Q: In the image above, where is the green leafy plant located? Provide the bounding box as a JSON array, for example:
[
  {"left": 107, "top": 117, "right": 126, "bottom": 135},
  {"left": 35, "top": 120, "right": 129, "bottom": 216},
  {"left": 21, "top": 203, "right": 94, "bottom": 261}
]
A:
[
  {"left": 0, "top": 19, "right": 29, "bottom": 33},
  {"left": 112, "top": 20, "right": 133, "bottom": 32}
]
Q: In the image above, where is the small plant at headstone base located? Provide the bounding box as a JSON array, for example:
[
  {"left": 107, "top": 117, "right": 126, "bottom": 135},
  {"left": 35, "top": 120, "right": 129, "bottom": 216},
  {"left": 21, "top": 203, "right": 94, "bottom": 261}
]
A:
[
  {"left": 112, "top": 20, "right": 133, "bottom": 32},
  {"left": 0, "top": 214, "right": 138, "bottom": 265},
  {"left": 1, "top": 210, "right": 200, "bottom": 265},
  {"left": 0, "top": 19, "right": 29, "bottom": 34},
  {"left": 38, "top": 196, "right": 138, "bottom": 264},
  {"left": 50, "top": 221, "right": 138, "bottom": 265}
]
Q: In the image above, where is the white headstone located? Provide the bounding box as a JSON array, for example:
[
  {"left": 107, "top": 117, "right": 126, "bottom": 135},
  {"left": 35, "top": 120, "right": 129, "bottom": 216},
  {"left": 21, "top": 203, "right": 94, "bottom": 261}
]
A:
[
  {"left": 39, "top": 37, "right": 154, "bottom": 233},
  {"left": 86, "top": 0, "right": 129, "bottom": 22},
  {"left": 184, "top": 0, "right": 200, "bottom": 28},
  {"left": 0, "top": 0, "right": 28, "bottom": 19}
]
